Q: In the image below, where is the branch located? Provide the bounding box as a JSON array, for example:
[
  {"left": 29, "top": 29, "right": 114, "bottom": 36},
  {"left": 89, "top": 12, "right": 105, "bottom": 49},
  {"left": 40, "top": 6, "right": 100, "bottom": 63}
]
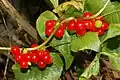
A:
[{"left": 0, "top": 0, "right": 38, "bottom": 41}]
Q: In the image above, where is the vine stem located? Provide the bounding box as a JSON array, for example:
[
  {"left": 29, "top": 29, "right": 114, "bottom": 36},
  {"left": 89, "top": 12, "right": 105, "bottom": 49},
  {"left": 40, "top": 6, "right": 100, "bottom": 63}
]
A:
[
  {"left": 97, "top": 9, "right": 120, "bottom": 19},
  {"left": 0, "top": 17, "right": 74, "bottom": 51},
  {"left": 83, "top": 0, "right": 110, "bottom": 20}
]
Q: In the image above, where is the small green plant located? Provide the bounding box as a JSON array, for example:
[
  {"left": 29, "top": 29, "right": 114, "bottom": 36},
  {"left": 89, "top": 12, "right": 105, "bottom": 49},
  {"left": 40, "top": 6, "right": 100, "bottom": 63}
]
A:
[{"left": 1, "top": 0, "right": 120, "bottom": 80}]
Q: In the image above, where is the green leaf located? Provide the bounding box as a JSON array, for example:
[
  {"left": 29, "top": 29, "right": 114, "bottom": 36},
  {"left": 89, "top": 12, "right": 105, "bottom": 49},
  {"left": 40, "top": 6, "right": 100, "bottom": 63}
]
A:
[
  {"left": 49, "top": 0, "right": 58, "bottom": 8},
  {"left": 50, "top": 31, "right": 74, "bottom": 70},
  {"left": 71, "top": 32, "right": 101, "bottom": 52},
  {"left": 79, "top": 54, "right": 100, "bottom": 80},
  {"left": 65, "top": 6, "right": 82, "bottom": 18},
  {"left": 102, "top": 36, "right": 120, "bottom": 71},
  {"left": 101, "top": 1, "right": 120, "bottom": 23},
  {"left": 85, "top": 0, "right": 120, "bottom": 23},
  {"left": 12, "top": 53, "right": 63, "bottom": 80},
  {"left": 85, "top": 0, "right": 107, "bottom": 13},
  {"left": 102, "top": 49, "right": 120, "bottom": 71},
  {"left": 102, "top": 24, "right": 120, "bottom": 42},
  {"left": 36, "top": 11, "right": 58, "bottom": 40}
]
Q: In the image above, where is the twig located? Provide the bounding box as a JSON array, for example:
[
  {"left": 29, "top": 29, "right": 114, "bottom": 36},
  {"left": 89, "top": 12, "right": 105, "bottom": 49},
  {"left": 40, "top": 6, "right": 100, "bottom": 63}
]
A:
[{"left": 0, "top": 0, "right": 38, "bottom": 40}]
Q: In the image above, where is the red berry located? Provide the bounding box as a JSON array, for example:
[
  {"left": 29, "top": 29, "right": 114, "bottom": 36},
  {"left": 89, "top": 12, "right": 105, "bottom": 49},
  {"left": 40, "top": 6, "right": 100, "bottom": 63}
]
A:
[
  {"left": 24, "top": 53, "right": 32, "bottom": 62},
  {"left": 38, "top": 61, "right": 46, "bottom": 69},
  {"left": 20, "top": 61, "right": 28, "bottom": 68},
  {"left": 67, "top": 19, "right": 76, "bottom": 31},
  {"left": 47, "top": 56, "right": 53, "bottom": 64},
  {"left": 55, "top": 23, "right": 65, "bottom": 39},
  {"left": 14, "top": 54, "right": 22, "bottom": 63},
  {"left": 11, "top": 46, "right": 20, "bottom": 56},
  {"left": 42, "top": 54, "right": 51, "bottom": 64},
  {"left": 83, "top": 12, "right": 93, "bottom": 18},
  {"left": 83, "top": 20, "right": 92, "bottom": 30},
  {"left": 59, "top": 23, "right": 66, "bottom": 29},
  {"left": 31, "top": 43, "right": 38, "bottom": 48},
  {"left": 76, "top": 30, "right": 86, "bottom": 36},
  {"left": 77, "top": 18, "right": 83, "bottom": 22},
  {"left": 45, "top": 27, "right": 54, "bottom": 36},
  {"left": 40, "top": 50, "right": 51, "bottom": 64},
  {"left": 101, "top": 21, "right": 109, "bottom": 31},
  {"left": 89, "top": 20, "right": 98, "bottom": 32},
  {"left": 31, "top": 53, "right": 39, "bottom": 64},
  {"left": 76, "top": 20, "right": 86, "bottom": 31},
  {"left": 31, "top": 43, "right": 38, "bottom": 53},
  {"left": 37, "top": 50, "right": 44, "bottom": 59},
  {"left": 45, "top": 20, "right": 56, "bottom": 29},
  {"left": 98, "top": 29, "right": 104, "bottom": 36}
]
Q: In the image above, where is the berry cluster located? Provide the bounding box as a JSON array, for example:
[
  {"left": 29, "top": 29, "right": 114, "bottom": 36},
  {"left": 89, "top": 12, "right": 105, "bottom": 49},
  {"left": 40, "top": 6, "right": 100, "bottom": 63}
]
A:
[
  {"left": 45, "top": 20, "right": 66, "bottom": 38},
  {"left": 11, "top": 44, "right": 53, "bottom": 69},
  {"left": 45, "top": 12, "right": 109, "bottom": 38}
]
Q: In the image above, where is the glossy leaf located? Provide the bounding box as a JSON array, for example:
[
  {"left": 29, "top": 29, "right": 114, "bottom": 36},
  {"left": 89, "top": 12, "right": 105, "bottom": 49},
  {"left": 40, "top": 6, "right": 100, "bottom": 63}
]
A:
[
  {"left": 50, "top": 31, "right": 74, "bottom": 70},
  {"left": 79, "top": 54, "right": 100, "bottom": 80},
  {"left": 36, "top": 11, "right": 58, "bottom": 40},
  {"left": 102, "top": 24, "right": 120, "bottom": 42},
  {"left": 12, "top": 53, "right": 63, "bottom": 80},
  {"left": 101, "top": 1, "right": 120, "bottom": 23},
  {"left": 71, "top": 32, "right": 101, "bottom": 52}
]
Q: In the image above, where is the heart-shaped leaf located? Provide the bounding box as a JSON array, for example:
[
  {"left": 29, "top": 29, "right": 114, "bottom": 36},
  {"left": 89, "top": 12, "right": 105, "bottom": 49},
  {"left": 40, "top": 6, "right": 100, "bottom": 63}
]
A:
[
  {"left": 12, "top": 53, "right": 63, "bottom": 80},
  {"left": 36, "top": 11, "right": 58, "bottom": 40}
]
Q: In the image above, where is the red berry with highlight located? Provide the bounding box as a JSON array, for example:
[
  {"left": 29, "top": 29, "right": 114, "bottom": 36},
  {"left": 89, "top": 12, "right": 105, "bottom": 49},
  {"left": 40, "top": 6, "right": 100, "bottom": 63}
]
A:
[
  {"left": 45, "top": 20, "right": 56, "bottom": 29},
  {"left": 20, "top": 61, "right": 28, "bottom": 68},
  {"left": 11, "top": 46, "right": 20, "bottom": 56},
  {"left": 38, "top": 61, "right": 46, "bottom": 69},
  {"left": 14, "top": 54, "right": 22, "bottom": 63},
  {"left": 24, "top": 53, "right": 32, "bottom": 62},
  {"left": 37, "top": 50, "right": 44, "bottom": 59},
  {"left": 89, "top": 20, "right": 98, "bottom": 32},
  {"left": 45, "top": 27, "right": 54, "bottom": 36},
  {"left": 101, "top": 22, "right": 109, "bottom": 31},
  {"left": 31, "top": 53, "right": 39, "bottom": 64},
  {"left": 47, "top": 56, "right": 53, "bottom": 64},
  {"left": 83, "top": 12, "right": 93, "bottom": 18},
  {"left": 76, "top": 20, "right": 86, "bottom": 31},
  {"left": 55, "top": 23, "right": 65, "bottom": 39},
  {"left": 42, "top": 54, "right": 51, "bottom": 64},
  {"left": 67, "top": 19, "right": 76, "bottom": 31}
]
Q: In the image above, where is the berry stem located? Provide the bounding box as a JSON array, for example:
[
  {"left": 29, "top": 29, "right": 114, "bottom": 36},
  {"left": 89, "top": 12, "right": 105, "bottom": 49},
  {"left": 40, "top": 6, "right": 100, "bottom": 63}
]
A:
[
  {"left": 0, "top": 17, "right": 74, "bottom": 51},
  {"left": 83, "top": 0, "right": 109, "bottom": 20}
]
